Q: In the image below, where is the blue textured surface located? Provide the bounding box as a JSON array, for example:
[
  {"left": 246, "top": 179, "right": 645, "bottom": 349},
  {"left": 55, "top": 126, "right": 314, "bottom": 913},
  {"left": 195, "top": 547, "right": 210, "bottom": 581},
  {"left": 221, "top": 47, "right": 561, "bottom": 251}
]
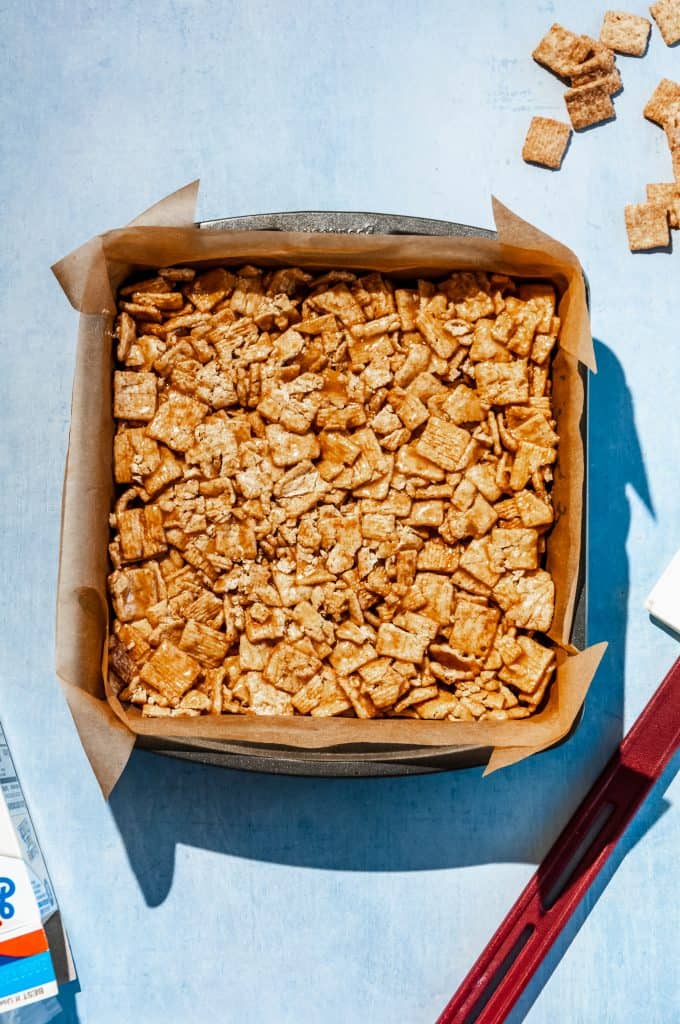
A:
[{"left": 1, "top": 2, "right": 679, "bottom": 1022}]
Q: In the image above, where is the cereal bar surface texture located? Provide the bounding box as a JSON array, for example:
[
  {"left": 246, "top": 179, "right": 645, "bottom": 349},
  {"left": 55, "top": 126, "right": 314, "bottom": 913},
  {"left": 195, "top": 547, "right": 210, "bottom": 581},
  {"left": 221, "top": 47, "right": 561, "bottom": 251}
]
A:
[{"left": 108, "top": 265, "right": 560, "bottom": 723}]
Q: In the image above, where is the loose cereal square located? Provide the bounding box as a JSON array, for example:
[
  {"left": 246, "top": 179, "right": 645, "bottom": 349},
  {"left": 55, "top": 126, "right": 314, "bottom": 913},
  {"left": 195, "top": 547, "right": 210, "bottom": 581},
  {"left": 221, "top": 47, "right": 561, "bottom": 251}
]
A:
[
  {"left": 467, "top": 493, "right": 499, "bottom": 537},
  {"left": 449, "top": 598, "right": 500, "bottom": 658},
  {"left": 465, "top": 462, "right": 502, "bottom": 503},
  {"left": 494, "top": 570, "right": 555, "bottom": 632},
  {"left": 459, "top": 537, "right": 502, "bottom": 587},
  {"left": 113, "top": 428, "right": 160, "bottom": 483},
  {"left": 336, "top": 677, "right": 378, "bottom": 719},
  {"left": 415, "top": 418, "right": 471, "bottom": 471},
  {"left": 329, "top": 640, "right": 377, "bottom": 675},
  {"left": 179, "top": 619, "right": 229, "bottom": 667},
  {"left": 564, "top": 82, "right": 615, "bottom": 131},
  {"left": 395, "top": 444, "right": 446, "bottom": 481},
  {"left": 109, "top": 565, "right": 161, "bottom": 623},
  {"left": 532, "top": 23, "right": 591, "bottom": 79},
  {"left": 409, "top": 501, "right": 445, "bottom": 528},
  {"left": 393, "top": 610, "right": 439, "bottom": 640},
  {"left": 287, "top": 673, "right": 323, "bottom": 713},
  {"left": 491, "top": 527, "right": 539, "bottom": 570},
  {"left": 518, "top": 283, "right": 557, "bottom": 331},
  {"left": 498, "top": 636, "right": 555, "bottom": 695},
  {"left": 506, "top": 309, "right": 540, "bottom": 357},
  {"left": 624, "top": 202, "right": 670, "bottom": 251},
  {"left": 643, "top": 78, "right": 680, "bottom": 126},
  {"left": 245, "top": 676, "right": 294, "bottom": 716},
  {"left": 417, "top": 540, "right": 460, "bottom": 574},
  {"left": 475, "top": 361, "right": 529, "bottom": 406},
  {"left": 569, "top": 67, "right": 622, "bottom": 95},
  {"left": 376, "top": 623, "right": 429, "bottom": 664},
  {"left": 416, "top": 691, "right": 459, "bottom": 720},
  {"left": 185, "top": 589, "right": 224, "bottom": 628},
  {"left": 600, "top": 10, "right": 651, "bottom": 55},
  {"left": 567, "top": 37, "right": 616, "bottom": 77},
  {"left": 214, "top": 520, "right": 256, "bottom": 561},
  {"left": 665, "top": 101, "right": 680, "bottom": 178},
  {"left": 510, "top": 441, "right": 556, "bottom": 490},
  {"left": 392, "top": 391, "right": 429, "bottom": 430},
  {"left": 515, "top": 489, "right": 555, "bottom": 527},
  {"left": 120, "top": 275, "right": 171, "bottom": 296},
  {"left": 266, "top": 424, "right": 321, "bottom": 467},
  {"left": 113, "top": 371, "right": 157, "bottom": 421},
  {"left": 294, "top": 671, "right": 351, "bottom": 716},
  {"left": 646, "top": 183, "right": 680, "bottom": 227},
  {"left": 178, "top": 689, "right": 212, "bottom": 711},
  {"left": 651, "top": 0, "right": 680, "bottom": 45},
  {"left": 140, "top": 640, "right": 202, "bottom": 703},
  {"left": 443, "top": 384, "right": 485, "bottom": 424},
  {"left": 147, "top": 390, "right": 208, "bottom": 452},
  {"left": 187, "top": 268, "right": 235, "bottom": 312},
  {"left": 362, "top": 513, "right": 397, "bottom": 540},
  {"left": 361, "top": 675, "right": 403, "bottom": 710},
  {"left": 117, "top": 506, "right": 167, "bottom": 562},
  {"left": 394, "top": 685, "right": 439, "bottom": 714},
  {"left": 243, "top": 605, "right": 286, "bottom": 643},
  {"left": 531, "top": 332, "right": 558, "bottom": 365},
  {"left": 510, "top": 412, "right": 559, "bottom": 447},
  {"left": 522, "top": 117, "right": 572, "bottom": 170},
  {"left": 144, "top": 446, "right": 183, "bottom": 497},
  {"left": 310, "top": 284, "right": 365, "bottom": 327},
  {"left": 264, "top": 640, "right": 321, "bottom": 692}
]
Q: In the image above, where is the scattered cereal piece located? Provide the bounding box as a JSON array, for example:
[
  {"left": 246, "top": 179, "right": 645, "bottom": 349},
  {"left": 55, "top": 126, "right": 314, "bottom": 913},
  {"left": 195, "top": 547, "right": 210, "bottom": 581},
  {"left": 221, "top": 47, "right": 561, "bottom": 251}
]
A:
[
  {"left": 147, "top": 390, "right": 208, "bottom": 451},
  {"left": 643, "top": 78, "right": 680, "bottom": 126},
  {"left": 647, "top": 183, "right": 680, "bottom": 227},
  {"left": 664, "top": 101, "right": 680, "bottom": 179},
  {"left": 113, "top": 428, "right": 160, "bottom": 483},
  {"left": 600, "top": 10, "right": 651, "bottom": 55},
  {"left": 522, "top": 117, "right": 573, "bottom": 170},
  {"left": 117, "top": 505, "right": 166, "bottom": 562},
  {"left": 650, "top": 0, "right": 680, "bottom": 45},
  {"left": 571, "top": 69, "right": 622, "bottom": 100},
  {"left": 109, "top": 565, "right": 161, "bottom": 623},
  {"left": 113, "top": 371, "right": 157, "bottom": 421},
  {"left": 450, "top": 598, "right": 500, "bottom": 658},
  {"left": 624, "top": 202, "right": 671, "bottom": 250},
  {"left": 566, "top": 37, "right": 617, "bottom": 84},
  {"left": 140, "top": 640, "right": 202, "bottom": 704},
  {"left": 532, "top": 23, "right": 591, "bottom": 80},
  {"left": 498, "top": 636, "right": 555, "bottom": 695},
  {"left": 376, "top": 623, "right": 429, "bottom": 665},
  {"left": 564, "top": 81, "right": 616, "bottom": 130},
  {"left": 495, "top": 570, "right": 556, "bottom": 631}
]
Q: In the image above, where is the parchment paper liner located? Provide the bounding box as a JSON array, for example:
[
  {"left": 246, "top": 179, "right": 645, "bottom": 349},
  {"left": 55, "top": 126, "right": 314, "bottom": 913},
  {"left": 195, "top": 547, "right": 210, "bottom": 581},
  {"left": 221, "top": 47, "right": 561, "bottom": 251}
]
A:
[{"left": 53, "top": 182, "right": 606, "bottom": 796}]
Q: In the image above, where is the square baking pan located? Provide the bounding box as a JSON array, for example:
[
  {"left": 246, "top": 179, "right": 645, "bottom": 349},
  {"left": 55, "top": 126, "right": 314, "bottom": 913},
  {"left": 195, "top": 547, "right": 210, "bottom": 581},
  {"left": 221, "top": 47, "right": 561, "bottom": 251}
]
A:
[{"left": 136, "top": 210, "right": 588, "bottom": 776}]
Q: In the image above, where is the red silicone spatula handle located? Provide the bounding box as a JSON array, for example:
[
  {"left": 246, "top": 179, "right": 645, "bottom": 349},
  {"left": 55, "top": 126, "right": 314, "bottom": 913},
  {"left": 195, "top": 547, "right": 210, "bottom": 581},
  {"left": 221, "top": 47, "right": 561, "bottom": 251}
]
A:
[{"left": 437, "top": 657, "right": 680, "bottom": 1024}]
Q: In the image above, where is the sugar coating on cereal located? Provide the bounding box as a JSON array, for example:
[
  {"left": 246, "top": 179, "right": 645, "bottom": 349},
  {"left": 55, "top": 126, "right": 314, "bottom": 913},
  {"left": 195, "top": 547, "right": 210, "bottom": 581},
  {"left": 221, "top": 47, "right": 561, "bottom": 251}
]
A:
[
  {"left": 600, "top": 10, "right": 651, "bottom": 56},
  {"left": 522, "top": 117, "right": 573, "bottom": 170},
  {"left": 651, "top": 0, "right": 680, "bottom": 45}
]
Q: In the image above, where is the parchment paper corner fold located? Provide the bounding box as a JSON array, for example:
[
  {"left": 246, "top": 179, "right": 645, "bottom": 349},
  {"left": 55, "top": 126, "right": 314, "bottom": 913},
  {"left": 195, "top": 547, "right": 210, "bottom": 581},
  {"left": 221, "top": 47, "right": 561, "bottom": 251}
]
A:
[{"left": 52, "top": 183, "right": 605, "bottom": 796}]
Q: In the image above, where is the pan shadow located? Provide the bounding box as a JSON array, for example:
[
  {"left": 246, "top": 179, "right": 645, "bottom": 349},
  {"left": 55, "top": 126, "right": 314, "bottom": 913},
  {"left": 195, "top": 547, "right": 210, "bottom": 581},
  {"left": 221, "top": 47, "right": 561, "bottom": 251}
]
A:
[{"left": 109, "top": 340, "right": 653, "bottom": 911}]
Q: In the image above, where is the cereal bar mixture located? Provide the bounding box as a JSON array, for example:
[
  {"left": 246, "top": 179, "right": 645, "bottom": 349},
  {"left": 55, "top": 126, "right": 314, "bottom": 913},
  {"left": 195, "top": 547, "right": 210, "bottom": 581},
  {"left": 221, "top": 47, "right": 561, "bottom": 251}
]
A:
[{"left": 108, "top": 264, "right": 560, "bottom": 722}]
